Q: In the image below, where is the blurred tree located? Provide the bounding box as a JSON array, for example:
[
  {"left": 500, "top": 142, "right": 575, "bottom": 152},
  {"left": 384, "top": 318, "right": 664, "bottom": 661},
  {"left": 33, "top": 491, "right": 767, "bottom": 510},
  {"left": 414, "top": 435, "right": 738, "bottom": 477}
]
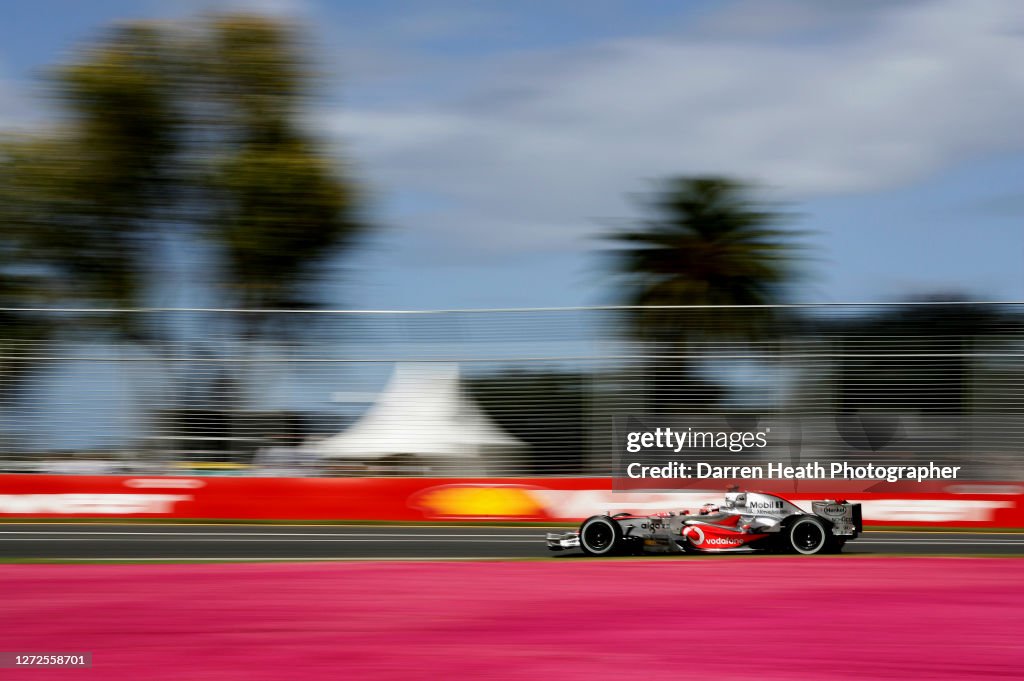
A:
[
  {"left": 0, "top": 24, "right": 181, "bottom": 340},
  {"left": 0, "top": 14, "right": 363, "bottom": 333},
  {"left": 0, "top": 15, "right": 365, "bottom": 456},
  {"left": 605, "top": 176, "right": 800, "bottom": 337},
  {"left": 196, "top": 17, "right": 362, "bottom": 331},
  {"left": 825, "top": 299, "right": 1016, "bottom": 415},
  {"left": 603, "top": 176, "right": 804, "bottom": 410}
]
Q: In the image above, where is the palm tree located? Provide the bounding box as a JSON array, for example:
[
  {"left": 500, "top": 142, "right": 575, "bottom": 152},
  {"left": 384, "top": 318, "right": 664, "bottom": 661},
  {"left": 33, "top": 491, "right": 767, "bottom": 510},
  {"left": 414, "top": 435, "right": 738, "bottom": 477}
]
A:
[
  {"left": 603, "top": 176, "right": 805, "bottom": 409},
  {"left": 606, "top": 176, "right": 802, "bottom": 337}
]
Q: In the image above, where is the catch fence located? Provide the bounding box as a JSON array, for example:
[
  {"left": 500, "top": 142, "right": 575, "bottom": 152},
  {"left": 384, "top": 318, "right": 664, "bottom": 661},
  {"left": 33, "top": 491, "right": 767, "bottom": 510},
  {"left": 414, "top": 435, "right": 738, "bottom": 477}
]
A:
[{"left": 0, "top": 303, "right": 1021, "bottom": 478}]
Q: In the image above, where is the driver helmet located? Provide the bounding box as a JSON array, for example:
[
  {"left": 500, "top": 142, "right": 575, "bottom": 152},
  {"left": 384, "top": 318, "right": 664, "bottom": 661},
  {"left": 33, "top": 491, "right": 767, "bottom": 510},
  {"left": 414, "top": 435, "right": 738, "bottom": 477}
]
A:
[{"left": 699, "top": 503, "right": 719, "bottom": 515}]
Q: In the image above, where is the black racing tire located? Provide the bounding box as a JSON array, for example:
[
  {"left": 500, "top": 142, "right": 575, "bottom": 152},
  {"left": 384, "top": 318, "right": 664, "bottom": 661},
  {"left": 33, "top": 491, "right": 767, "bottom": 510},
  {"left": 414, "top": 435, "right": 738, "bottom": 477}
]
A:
[
  {"left": 579, "top": 515, "right": 624, "bottom": 556},
  {"left": 825, "top": 537, "right": 847, "bottom": 554},
  {"left": 784, "top": 516, "right": 829, "bottom": 555}
]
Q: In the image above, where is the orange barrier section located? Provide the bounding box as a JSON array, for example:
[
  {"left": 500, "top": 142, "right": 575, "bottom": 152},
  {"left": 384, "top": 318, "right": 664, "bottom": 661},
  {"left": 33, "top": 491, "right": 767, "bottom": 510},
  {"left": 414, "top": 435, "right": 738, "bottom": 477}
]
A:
[{"left": 0, "top": 474, "right": 1022, "bottom": 527}]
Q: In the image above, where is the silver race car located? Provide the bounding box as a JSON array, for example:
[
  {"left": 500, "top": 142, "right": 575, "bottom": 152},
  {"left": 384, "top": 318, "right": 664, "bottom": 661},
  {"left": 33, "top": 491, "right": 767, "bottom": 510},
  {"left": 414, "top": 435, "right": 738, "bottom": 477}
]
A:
[{"left": 547, "top": 490, "right": 862, "bottom": 556}]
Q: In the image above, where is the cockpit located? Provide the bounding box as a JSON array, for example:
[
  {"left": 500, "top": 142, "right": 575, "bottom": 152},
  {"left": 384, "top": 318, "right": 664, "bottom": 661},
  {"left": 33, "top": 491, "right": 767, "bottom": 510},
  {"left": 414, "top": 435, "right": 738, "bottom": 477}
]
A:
[{"left": 724, "top": 491, "right": 746, "bottom": 509}]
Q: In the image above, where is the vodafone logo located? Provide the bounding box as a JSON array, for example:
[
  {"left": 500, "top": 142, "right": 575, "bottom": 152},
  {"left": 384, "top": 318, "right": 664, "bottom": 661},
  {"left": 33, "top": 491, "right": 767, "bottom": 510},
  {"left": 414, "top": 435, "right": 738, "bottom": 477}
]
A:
[
  {"left": 682, "top": 525, "right": 705, "bottom": 545},
  {"left": 705, "top": 537, "right": 744, "bottom": 546},
  {"left": 682, "top": 525, "right": 744, "bottom": 547}
]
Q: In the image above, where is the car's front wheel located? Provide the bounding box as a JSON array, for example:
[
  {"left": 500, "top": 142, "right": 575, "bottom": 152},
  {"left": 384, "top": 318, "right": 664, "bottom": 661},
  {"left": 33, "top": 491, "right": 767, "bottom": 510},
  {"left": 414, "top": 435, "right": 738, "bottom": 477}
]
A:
[
  {"left": 579, "top": 515, "right": 623, "bottom": 556},
  {"left": 785, "top": 516, "right": 829, "bottom": 555}
]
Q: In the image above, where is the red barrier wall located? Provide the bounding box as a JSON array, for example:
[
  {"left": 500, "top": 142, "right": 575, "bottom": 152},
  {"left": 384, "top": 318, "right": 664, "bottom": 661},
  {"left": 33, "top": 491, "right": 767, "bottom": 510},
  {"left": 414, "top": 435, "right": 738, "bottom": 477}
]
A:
[{"left": 1, "top": 474, "right": 1022, "bottom": 527}]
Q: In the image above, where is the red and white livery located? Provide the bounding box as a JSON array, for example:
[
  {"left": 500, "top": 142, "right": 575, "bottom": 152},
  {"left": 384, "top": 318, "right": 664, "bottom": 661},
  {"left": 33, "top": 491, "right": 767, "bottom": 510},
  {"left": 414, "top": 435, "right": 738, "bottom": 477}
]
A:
[{"left": 547, "top": 490, "right": 862, "bottom": 556}]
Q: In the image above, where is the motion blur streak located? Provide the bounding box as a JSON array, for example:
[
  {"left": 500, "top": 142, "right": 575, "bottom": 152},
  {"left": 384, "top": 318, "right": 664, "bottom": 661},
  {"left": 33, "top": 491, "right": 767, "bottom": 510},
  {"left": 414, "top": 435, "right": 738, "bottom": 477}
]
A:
[{"left": 1, "top": 558, "right": 1021, "bottom": 680}]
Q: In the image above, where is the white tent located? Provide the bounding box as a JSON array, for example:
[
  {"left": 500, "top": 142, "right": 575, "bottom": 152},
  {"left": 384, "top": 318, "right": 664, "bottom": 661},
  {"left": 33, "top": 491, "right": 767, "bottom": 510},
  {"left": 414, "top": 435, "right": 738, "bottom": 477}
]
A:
[{"left": 314, "top": 363, "right": 524, "bottom": 474}]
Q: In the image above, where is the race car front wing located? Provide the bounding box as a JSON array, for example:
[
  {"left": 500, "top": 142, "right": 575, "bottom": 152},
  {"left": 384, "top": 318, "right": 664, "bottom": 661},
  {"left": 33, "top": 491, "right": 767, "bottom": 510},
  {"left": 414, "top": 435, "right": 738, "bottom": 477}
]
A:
[{"left": 546, "top": 532, "right": 580, "bottom": 551}]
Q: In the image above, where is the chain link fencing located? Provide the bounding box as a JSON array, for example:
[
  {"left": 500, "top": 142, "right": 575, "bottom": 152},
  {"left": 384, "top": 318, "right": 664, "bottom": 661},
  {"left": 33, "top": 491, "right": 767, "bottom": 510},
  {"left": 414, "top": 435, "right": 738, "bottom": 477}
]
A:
[{"left": 0, "top": 303, "right": 1022, "bottom": 478}]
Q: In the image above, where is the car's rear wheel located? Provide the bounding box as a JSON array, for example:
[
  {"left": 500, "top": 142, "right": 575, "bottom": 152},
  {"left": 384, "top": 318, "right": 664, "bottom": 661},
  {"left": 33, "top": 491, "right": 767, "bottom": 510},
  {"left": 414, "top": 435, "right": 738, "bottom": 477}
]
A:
[
  {"left": 785, "top": 516, "right": 829, "bottom": 555},
  {"left": 579, "top": 515, "right": 623, "bottom": 556}
]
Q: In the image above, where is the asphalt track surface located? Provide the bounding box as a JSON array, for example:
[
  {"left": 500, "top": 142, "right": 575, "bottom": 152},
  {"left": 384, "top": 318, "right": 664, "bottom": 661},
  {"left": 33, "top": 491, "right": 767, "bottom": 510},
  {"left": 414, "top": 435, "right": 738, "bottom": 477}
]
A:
[{"left": 1, "top": 524, "right": 1023, "bottom": 560}]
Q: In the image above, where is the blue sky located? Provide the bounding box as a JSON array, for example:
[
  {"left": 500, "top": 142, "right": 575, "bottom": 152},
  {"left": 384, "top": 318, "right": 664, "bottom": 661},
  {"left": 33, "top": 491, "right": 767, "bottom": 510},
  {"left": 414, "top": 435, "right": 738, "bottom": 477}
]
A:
[{"left": 2, "top": 0, "right": 1023, "bottom": 309}]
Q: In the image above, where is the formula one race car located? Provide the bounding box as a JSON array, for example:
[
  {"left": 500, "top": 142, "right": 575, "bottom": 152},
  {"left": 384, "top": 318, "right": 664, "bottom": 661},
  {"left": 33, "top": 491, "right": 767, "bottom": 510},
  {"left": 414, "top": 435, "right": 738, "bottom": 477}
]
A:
[{"left": 547, "top": 490, "right": 861, "bottom": 556}]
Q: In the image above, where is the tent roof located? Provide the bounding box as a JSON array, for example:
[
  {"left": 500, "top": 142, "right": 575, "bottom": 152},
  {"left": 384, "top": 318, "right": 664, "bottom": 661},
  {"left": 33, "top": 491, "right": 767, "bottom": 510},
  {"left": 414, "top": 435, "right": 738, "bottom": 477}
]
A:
[{"left": 316, "top": 363, "right": 524, "bottom": 460}]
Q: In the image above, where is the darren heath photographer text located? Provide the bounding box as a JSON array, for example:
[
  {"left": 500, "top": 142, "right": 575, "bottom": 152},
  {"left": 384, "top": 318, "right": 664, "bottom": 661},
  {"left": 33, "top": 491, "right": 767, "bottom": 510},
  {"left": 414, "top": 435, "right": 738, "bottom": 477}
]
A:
[
  {"left": 622, "top": 427, "right": 961, "bottom": 481},
  {"left": 624, "top": 461, "right": 961, "bottom": 482}
]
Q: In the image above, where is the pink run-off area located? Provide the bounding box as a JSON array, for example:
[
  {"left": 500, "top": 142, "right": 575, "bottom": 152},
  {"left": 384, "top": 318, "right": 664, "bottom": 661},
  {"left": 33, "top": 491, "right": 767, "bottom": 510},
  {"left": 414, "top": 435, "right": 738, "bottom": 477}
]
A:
[{"left": 2, "top": 558, "right": 1022, "bottom": 680}]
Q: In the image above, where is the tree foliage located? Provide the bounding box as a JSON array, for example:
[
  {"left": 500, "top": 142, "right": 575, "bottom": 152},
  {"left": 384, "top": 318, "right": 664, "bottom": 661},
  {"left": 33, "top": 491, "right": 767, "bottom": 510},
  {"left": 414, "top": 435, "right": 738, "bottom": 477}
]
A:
[
  {"left": 0, "top": 14, "right": 363, "bottom": 337},
  {"left": 604, "top": 176, "right": 803, "bottom": 341},
  {"left": 602, "top": 176, "right": 805, "bottom": 413}
]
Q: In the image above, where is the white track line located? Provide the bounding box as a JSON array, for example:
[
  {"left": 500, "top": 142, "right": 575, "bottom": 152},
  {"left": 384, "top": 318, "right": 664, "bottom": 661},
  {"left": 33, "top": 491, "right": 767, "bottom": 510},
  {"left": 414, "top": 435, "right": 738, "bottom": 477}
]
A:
[
  {"left": 1, "top": 538, "right": 539, "bottom": 543},
  {"left": 857, "top": 540, "right": 1024, "bottom": 545},
  {"left": 4, "top": 539, "right": 1022, "bottom": 546},
  {"left": 2, "top": 533, "right": 1022, "bottom": 547},
  {"left": 0, "top": 531, "right": 542, "bottom": 538}
]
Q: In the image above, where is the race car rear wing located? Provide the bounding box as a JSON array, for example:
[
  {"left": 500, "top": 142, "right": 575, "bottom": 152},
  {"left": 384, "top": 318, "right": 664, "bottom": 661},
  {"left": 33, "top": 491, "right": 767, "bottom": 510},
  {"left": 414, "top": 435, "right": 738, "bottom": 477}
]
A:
[{"left": 812, "top": 500, "right": 862, "bottom": 536}]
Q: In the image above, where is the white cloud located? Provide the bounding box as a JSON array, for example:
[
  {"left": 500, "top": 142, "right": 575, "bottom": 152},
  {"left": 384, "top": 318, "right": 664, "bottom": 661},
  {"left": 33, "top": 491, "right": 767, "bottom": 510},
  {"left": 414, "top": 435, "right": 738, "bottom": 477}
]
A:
[{"left": 321, "top": 0, "right": 1024, "bottom": 255}]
